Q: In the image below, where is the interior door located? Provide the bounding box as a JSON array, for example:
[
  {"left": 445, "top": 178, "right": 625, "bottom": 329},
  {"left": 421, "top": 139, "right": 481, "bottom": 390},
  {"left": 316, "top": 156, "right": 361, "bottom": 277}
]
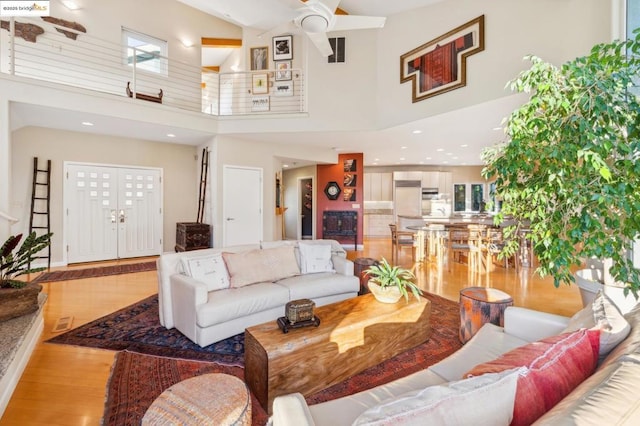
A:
[
  {"left": 117, "top": 168, "right": 163, "bottom": 258},
  {"left": 66, "top": 165, "right": 119, "bottom": 263},
  {"left": 223, "top": 166, "right": 262, "bottom": 246},
  {"left": 300, "top": 177, "right": 313, "bottom": 239},
  {"left": 66, "top": 163, "right": 163, "bottom": 263}
]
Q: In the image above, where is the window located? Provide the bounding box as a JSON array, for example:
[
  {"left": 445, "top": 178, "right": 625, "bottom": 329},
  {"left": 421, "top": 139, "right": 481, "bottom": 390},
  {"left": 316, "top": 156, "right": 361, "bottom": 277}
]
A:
[
  {"left": 122, "top": 28, "right": 168, "bottom": 75},
  {"left": 453, "top": 183, "right": 486, "bottom": 212},
  {"left": 328, "top": 37, "right": 345, "bottom": 63}
]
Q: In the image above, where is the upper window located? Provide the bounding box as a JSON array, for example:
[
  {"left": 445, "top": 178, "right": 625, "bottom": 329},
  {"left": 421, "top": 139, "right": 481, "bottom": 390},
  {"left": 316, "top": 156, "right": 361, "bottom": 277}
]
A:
[{"left": 122, "top": 28, "right": 168, "bottom": 76}]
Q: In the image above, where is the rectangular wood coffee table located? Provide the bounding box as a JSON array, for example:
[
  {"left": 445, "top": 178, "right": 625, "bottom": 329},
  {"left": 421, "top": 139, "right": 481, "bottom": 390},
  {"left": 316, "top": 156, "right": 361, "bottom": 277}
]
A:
[{"left": 244, "top": 293, "right": 431, "bottom": 413}]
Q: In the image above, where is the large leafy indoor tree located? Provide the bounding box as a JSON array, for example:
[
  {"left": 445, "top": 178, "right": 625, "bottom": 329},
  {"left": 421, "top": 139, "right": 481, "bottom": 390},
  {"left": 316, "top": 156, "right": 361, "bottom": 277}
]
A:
[{"left": 482, "top": 30, "right": 640, "bottom": 295}]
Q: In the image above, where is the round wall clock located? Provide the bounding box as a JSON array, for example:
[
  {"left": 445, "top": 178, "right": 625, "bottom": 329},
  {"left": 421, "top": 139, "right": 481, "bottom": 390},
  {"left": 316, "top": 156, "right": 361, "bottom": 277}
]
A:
[{"left": 324, "top": 181, "right": 341, "bottom": 200}]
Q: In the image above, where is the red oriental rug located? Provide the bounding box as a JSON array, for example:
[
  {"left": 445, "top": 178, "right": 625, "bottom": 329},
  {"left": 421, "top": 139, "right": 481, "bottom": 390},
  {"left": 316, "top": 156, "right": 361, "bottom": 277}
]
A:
[
  {"left": 103, "top": 292, "right": 462, "bottom": 425},
  {"left": 31, "top": 261, "right": 157, "bottom": 283}
]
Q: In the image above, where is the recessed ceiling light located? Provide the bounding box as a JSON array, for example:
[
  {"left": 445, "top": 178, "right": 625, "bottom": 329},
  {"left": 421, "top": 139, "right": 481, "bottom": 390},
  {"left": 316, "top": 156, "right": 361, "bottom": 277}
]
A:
[
  {"left": 374, "top": 158, "right": 380, "bottom": 162},
  {"left": 453, "top": 156, "right": 459, "bottom": 160},
  {"left": 62, "top": 0, "right": 80, "bottom": 10},
  {"left": 167, "top": 133, "right": 176, "bottom": 138},
  {"left": 446, "top": 152, "right": 453, "bottom": 156},
  {"left": 399, "top": 157, "right": 406, "bottom": 161},
  {"left": 442, "top": 161, "right": 449, "bottom": 164},
  {"left": 81, "top": 121, "right": 93, "bottom": 126},
  {"left": 436, "top": 148, "right": 444, "bottom": 152},
  {"left": 412, "top": 130, "right": 422, "bottom": 134},
  {"left": 283, "top": 164, "right": 289, "bottom": 168},
  {"left": 401, "top": 146, "right": 407, "bottom": 150},
  {"left": 419, "top": 161, "right": 424, "bottom": 164},
  {"left": 492, "top": 127, "right": 502, "bottom": 131},
  {"left": 461, "top": 144, "right": 469, "bottom": 148},
  {"left": 425, "top": 156, "right": 432, "bottom": 160},
  {"left": 372, "top": 162, "right": 378, "bottom": 165}
]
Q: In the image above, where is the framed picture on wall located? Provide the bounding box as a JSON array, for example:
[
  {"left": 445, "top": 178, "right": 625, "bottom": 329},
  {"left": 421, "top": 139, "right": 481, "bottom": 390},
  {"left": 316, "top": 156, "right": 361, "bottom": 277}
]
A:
[
  {"left": 250, "top": 46, "right": 268, "bottom": 70},
  {"left": 275, "top": 60, "right": 292, "bottom": 81},
  {"left": 343, "top": 187, "right": 356, "bottom": 202},
  {"left": 252, "top": 73, "right": 269, "bottom": 94},
  {"left": 344, "top": 173, "right": 356, "bottom": 187},
  {"left": 343, "top": 159, "right": 357, "bottom": 172},
  {"left": 273, "top": 35, "right": 293, "bottom": 61}
]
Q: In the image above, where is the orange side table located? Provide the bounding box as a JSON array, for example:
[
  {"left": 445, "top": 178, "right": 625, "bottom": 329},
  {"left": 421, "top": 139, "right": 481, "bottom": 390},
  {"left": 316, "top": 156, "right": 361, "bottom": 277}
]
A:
[{"left": 459, "top": 287, "right": 513, "bottom": 344}]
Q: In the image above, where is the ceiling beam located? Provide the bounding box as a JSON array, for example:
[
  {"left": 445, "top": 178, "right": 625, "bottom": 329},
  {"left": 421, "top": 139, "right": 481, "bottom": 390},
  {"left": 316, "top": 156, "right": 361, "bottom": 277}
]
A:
[{"left": 201, "top": 37, "right": 242, "bottom": 48}]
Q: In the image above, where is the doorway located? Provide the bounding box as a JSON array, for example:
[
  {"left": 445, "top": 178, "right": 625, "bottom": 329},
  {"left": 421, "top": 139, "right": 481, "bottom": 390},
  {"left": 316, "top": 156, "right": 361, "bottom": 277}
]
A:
[
  {"left": 222, "top": 165, "right": 263, "bottom": 246},
  {"left": 64, "top": 163, "right": 163, "bottom": 264},
  {"left": 299, "top": 177, "right": 313, "bottom": 240}
]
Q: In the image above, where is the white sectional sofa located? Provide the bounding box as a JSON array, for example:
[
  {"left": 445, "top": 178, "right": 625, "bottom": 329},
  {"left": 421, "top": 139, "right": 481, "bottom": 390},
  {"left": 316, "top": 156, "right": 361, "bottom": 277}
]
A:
[
  {"left": 156, "top": 239, "right": 360, "bottom": 347},
  {"left": 271, "top": 290, "right": 640, "bottom": 425}
]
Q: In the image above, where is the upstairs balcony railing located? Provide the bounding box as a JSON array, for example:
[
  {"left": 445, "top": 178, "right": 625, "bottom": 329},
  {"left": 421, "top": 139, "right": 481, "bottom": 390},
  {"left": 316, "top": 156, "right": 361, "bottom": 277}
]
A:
[{"left": 0, "top": 17, "right": 305, "bottom": 116}]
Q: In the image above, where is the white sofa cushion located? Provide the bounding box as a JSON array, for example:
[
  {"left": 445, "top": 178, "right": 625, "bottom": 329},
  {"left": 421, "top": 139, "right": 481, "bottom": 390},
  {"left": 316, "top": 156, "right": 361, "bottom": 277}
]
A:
[
  {"left": 563, "top": 290, "right": 631, "bottom": 361},
  {"left": 298, "top": 242, "right": 335, "bottom": 274},
  {"left": 180, "top": 253, "right": 230, "bottom": 292},
  {"left": 276, "top": 273, "right": 359, "bottom": 300},
  {"left": 223, "top": 246, "right": 300, "bottom": 288},
  {"left": 352, "top": 368, "right": 522, "bottom": 426},
  {"left": 429, "top": 323, "right": 528, "bottom": 382},
  {"left": 196, "top": 282, "right": 290, "bottom": 327}
]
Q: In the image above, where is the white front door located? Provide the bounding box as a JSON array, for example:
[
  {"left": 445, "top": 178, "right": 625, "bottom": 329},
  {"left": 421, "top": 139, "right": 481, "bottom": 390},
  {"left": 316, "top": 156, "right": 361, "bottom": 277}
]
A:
[
  {"left": 66, "top": 164, "right": 163, "bottom": 263},
  {"left": 223, "top": 166, "right": 262, "bottom": 246}
]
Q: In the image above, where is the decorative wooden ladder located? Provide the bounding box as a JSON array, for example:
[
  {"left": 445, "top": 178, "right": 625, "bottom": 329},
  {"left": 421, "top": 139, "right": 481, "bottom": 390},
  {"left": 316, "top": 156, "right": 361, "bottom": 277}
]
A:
[
  {"left": 29, "top": 157, "right": 51, "bottom": 269},
  {"left": 196, "top": 148, "right": 209, "bottom": 224}
]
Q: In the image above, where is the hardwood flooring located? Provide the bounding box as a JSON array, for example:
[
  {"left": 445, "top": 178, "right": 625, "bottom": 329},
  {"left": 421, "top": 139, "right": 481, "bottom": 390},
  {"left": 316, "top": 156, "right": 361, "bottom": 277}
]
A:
[{"left": 0, "top": 239, "right": 583, "bottom": 425}]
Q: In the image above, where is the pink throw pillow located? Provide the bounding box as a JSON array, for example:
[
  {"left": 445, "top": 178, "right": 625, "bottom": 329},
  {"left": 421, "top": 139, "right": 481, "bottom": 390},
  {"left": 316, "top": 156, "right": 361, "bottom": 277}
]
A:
[{"left": 464, "top": 329, "right": 600, "bottom": 426}]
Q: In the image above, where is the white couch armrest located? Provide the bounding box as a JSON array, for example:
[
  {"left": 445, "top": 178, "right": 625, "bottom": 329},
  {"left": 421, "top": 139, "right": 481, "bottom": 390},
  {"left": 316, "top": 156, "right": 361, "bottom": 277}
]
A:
[
  {"left": 332, "top": 255, "right": 354, "bottom": 276},
  {"left": 170, "top": 274, "right": 209, "bottom": 342},
  {"left": 271, "top": 393, "right": 316, "bottom": 426},
  {"left": 504, "top": 306, "right": 570, "bottom": 342}
]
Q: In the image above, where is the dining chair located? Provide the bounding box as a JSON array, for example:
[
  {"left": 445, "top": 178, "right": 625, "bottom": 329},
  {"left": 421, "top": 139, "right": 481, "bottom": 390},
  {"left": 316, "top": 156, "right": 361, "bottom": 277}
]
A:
[
  {"left": 447, "top": 224, "right": 485, "bottom": 272},
  {"left": 389, "top": 224, "right": 416, "bottom": 264},
  {"left": 482, "top": 227, "right": 516, "bottom": 271}
]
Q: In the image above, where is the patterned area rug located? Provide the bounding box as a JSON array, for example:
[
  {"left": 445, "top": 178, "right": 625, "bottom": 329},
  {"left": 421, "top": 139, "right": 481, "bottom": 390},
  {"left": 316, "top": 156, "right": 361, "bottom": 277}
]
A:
[
  {"left": 31, "top": 261, "right": 157, "bottom": 283},
  {"left": 92, "top": 293, "right": 462, "bottom": 425},
  {"left": 46, "top": 294, "right": 244, "bottom": 365}
]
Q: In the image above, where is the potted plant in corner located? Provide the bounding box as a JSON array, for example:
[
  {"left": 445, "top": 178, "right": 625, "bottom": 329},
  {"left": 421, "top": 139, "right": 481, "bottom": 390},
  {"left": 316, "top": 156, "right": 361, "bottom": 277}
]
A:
[
  {"left": 481, "top": 30, "right": 640, "bottom": 304},
  {"left": 365, "top": 258, "right": 422, "bottom": 303},
  {"left": 0, "top": 232, "right": 52, "bottom": 322}
]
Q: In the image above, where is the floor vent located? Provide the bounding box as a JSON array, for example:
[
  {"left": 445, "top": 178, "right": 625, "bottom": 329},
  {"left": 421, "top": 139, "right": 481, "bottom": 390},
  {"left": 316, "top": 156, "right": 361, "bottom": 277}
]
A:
[{"left": 52, "top": 316, "right": 74, "bottom": 333}]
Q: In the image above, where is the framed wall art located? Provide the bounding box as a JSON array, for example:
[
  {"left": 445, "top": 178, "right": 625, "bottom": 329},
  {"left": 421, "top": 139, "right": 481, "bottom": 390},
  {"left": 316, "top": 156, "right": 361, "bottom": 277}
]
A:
[
  {"left": 273, "top": 35, "right": 293, "bottom": 61},
  {"left": 250, "top": 46, "right": 268, "bottom": 70},
  {"left": 273, "top": 81, "right": 293, "bottom": 97},
  {"left": 275, "top": 60, "right": 292, "bottom": 81},
  {"left": 400, "top": 15, "right": 484, "bottom": 103},
  {"left": 252, "top": 73, "right": 269, "bottom": 94},
  {"left": 251, "top": 95, "right": 270, "bottom": 112}
]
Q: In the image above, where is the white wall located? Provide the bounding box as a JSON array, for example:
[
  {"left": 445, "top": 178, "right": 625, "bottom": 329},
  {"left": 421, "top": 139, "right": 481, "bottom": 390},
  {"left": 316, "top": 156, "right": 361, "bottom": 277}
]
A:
[
  {"left": 375, "top": 0, "right": 613, "bottom": 128},
  {"left": 10, "top": 127, "right": 199, "bottom": 264}
]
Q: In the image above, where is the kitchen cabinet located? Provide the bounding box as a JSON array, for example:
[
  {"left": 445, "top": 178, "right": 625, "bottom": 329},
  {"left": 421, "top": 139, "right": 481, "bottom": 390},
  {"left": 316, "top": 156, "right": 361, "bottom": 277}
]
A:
[
  {"left": 364, "top": 214, "right": 394, "bottom": 237},
  {"left": 364, "top": 172, "right": 392, "bottom": 201},
  {"left": 438, "top": 172, "right": 452, "bottom": 197},
  {"left": 421, "top": 171, "right": 439, "bottom": 189}
]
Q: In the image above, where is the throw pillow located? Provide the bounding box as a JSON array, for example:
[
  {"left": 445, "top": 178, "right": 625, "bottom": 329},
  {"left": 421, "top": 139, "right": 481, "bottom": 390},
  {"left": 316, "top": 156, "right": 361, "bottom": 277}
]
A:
[
  {"left": 562, "top": 290, "right": 631, "bottom": 362},
  {"left": 352, "top": 368, "right": 523, "bottom": 426},
  {"left": 222, "top": 246, "right": 300, "bottom": 288},
  {"left": 464, "top": 329, "right": 600, "bottom": 426},
  {"left": 180, "top": 253, "right": 230, "bottom": 292},
  {"left": 298, "top": 242, "right": 334, "bottom": 274}
]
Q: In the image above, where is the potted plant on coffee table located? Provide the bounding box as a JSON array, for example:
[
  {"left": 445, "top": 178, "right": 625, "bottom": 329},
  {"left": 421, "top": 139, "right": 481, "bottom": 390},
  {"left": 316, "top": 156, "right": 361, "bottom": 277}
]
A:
[
  {"left": 0, "top": 231, "right": 52, "bottom": 322},
  {"left": 365, "top": 258, "right": 422, "bottom": 303}
]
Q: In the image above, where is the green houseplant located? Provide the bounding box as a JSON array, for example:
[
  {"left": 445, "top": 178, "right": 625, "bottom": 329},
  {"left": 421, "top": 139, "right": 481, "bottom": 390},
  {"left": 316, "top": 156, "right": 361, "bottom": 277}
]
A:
[
  {"left": 482, "top": 30, "right": 640, "bottom": 296},
  {"left": 365, "top": 258, "right": 423, "bottom": 303},
  {"left": 0, "top": 232, "right": 52, "bottom": 322}
]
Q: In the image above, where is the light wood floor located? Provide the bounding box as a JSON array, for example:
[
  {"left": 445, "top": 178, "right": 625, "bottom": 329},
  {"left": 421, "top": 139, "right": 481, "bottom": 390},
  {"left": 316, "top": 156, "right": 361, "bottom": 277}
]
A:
[{"left": 1, "top": 238, "right": 583, "bottom": 425}]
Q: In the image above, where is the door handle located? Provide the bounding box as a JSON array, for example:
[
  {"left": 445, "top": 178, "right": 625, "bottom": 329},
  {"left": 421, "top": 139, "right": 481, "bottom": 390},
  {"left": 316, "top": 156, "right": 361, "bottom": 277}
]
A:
[
  {"left": 226, "top": 217, "right": 235, "bottom": 221},
  {"left": 119, "top": 209, "right": 126, "bottom": 223},
  {"left": 110, "top": 210, "right": 117, "bottom": 223}
]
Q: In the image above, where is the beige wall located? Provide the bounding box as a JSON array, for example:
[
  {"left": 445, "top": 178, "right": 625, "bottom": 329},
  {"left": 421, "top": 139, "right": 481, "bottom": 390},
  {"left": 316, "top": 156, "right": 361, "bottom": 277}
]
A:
[
  {"left": 11, "top": 127, "right": 198, "bottom": 264},
  {"left": 282, "top": 165, "right": 317, "bottom": 240},
  {"left": 364, "top": 165, "right": 486, "bottom": 184}
]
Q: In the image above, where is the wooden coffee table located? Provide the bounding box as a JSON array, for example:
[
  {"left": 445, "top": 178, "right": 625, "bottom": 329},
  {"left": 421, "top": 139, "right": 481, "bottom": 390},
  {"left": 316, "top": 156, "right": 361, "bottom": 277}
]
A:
[{"left": 244, "top": 293, "right": 431, "bottom": 413}]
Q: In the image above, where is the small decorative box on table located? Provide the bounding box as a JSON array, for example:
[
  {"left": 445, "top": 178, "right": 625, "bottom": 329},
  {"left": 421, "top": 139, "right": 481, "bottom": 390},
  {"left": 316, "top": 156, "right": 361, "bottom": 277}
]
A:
[
  {"left": 277, "top": 299, "right": 320, "bottom": 333},
  {"left": 175, "top": 222, "right": 211, "bottom": 252}
]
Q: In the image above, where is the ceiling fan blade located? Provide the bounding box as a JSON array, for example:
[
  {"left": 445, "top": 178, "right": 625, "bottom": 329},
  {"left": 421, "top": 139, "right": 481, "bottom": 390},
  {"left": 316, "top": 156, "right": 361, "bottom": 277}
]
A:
[
  {"left": 306, "top": 32, "right": 334, "bottom": 57},
  {"left": 330, "top": 15, "right": 386, "bottom": 31},
  {"left": 316, "top": 0, "right": 342, "bottom": 13}
]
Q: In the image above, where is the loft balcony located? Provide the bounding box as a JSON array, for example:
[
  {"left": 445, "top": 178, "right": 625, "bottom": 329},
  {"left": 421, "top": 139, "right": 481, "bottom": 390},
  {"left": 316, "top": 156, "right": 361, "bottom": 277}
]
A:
[{"left": 0, "top": 17, "right": 306, "bottom": 117}]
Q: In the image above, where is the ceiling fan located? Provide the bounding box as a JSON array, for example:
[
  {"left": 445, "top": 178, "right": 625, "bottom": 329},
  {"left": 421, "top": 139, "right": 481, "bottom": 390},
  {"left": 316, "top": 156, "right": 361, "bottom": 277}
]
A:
[{"left": 272, "top": 0, "right": 386, "bottom": 57}]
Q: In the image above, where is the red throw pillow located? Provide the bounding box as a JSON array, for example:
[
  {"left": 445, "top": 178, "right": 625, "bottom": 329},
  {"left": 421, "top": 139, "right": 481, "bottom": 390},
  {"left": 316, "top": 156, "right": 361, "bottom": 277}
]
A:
[{"left": 464, "top": 329, "right": 600, "bottom": 426}]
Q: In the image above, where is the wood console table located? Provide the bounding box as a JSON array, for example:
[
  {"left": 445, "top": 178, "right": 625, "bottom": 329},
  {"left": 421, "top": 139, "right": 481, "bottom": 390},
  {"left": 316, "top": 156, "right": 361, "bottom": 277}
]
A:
[
  {"left": 244, "top": 294, "right": 431, "bottom": 413},
  {"left": 322, "top": 210, "right": 357, "bottom": 250}
]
